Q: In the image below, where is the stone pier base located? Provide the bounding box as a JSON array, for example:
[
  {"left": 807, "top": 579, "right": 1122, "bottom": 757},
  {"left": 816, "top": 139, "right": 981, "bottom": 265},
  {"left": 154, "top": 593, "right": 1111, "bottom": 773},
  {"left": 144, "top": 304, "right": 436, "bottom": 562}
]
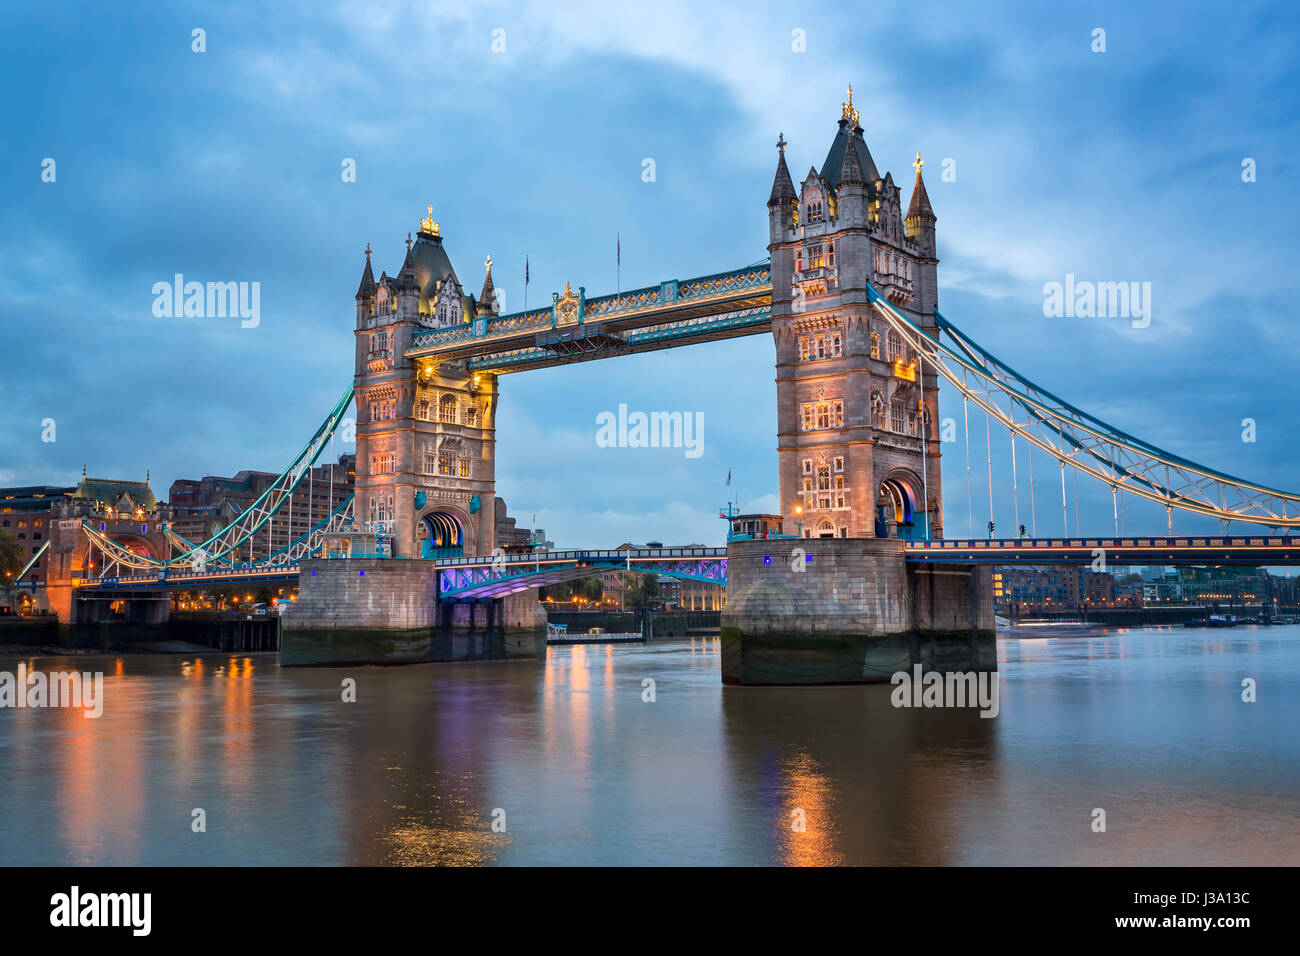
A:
[
  {"left": 281, "top": 558, "right": 546, "bottom": 666},
  {"left": 720, "top": 538, "right": 995, "bottom": 685}
]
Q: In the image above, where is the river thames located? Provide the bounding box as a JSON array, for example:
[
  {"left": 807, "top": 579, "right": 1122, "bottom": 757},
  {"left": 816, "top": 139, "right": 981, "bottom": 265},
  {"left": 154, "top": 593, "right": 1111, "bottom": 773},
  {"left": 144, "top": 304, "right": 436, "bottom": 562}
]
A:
[{"left": 1, "top": 627, "right": 1297, "bottom": 866}]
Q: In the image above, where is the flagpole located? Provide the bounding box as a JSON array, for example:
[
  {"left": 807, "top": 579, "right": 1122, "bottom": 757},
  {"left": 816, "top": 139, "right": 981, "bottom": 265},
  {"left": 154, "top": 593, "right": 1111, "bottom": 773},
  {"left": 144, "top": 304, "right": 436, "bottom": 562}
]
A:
[
  {"left": 524, "top": 254, "right": 529, "bottom": 312},
  {"left": 616, "top": 233, "right": 621, "bottom": 301}
]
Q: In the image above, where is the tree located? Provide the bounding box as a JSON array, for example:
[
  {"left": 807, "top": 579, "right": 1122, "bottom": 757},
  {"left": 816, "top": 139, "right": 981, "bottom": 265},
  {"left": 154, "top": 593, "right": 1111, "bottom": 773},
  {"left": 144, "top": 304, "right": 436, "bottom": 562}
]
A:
[
  {"left": 0, "top": 529, "right": 24, "bottom": 589},
  {"left": 623, "top": 572, "right": 661, "bottom": 608}
]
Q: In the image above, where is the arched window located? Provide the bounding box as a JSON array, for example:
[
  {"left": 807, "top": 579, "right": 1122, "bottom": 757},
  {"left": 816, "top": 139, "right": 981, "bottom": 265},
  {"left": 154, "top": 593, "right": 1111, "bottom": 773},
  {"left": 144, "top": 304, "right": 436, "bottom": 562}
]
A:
[
  {"left": 465, "top": 404, "right": 479, "bottom": 427},
  {"left": 439, "top": 395, "right": 457, "bottom": 424}
]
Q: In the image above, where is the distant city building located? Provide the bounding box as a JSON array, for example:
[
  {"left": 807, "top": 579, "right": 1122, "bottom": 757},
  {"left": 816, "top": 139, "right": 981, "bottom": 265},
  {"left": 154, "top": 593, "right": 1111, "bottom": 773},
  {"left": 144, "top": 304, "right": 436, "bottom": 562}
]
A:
[
  {"left": 168, "top": 454, "right": 354, "bottom": 561},
  {"left": 493, "top": 499, "right": 550, "bottom": 553},
  {"left": 0, "top": 484, "right": 75, "bottom": 583},
  {"left": 993, "top": 566, "right": 1123, "bottom": 612}
]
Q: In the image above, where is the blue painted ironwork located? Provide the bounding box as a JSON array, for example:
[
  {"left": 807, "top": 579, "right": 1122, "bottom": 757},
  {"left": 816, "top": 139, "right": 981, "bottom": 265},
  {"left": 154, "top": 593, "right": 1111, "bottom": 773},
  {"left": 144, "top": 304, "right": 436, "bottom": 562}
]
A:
[
  {"left": 906, "top": 535, "right": 1300, "bottom": 566},
  {"left": 436, "top": 547, "right": 727, "bottom": 599}
]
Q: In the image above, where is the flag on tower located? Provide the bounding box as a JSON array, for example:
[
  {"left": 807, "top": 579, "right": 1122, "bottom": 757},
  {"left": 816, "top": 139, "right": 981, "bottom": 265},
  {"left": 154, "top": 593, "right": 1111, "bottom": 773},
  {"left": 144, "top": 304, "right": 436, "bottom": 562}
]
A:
[
  {"left": 726, "top": 469, "right": 732, "bottom": 487},
  {"left": 617, "top": 234, "right": 621, "bottom": 266},
  {"left": 525, "top": 255, "right": 530, "bottom": 285}
]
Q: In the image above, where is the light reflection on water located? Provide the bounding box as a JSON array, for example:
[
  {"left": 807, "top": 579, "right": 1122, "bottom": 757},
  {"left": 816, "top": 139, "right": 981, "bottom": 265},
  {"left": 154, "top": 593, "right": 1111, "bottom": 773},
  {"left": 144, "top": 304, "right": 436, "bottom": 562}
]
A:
[{"left": 1, "top": 627, "right": 1297, "bottom": 866}]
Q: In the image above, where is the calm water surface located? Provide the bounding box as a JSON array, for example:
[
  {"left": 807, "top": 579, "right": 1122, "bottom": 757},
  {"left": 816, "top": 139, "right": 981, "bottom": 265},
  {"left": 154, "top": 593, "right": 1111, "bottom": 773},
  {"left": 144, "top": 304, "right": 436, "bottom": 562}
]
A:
[{"left": 1, "top": 627, "right": 1297, "bottom": 865}]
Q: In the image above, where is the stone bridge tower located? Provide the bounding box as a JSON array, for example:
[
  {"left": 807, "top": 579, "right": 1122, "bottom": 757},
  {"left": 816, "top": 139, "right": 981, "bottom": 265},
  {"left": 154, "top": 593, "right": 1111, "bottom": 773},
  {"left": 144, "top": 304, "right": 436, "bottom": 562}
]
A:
[
  {"left": 767, "top": 88, "right": 942, "bottom": 541},
  {"left": 352, "top": 208, "right": 501, "bottom": 559},
  {"left": 723, "top": 91, "right": 991, "bottom": 686}
]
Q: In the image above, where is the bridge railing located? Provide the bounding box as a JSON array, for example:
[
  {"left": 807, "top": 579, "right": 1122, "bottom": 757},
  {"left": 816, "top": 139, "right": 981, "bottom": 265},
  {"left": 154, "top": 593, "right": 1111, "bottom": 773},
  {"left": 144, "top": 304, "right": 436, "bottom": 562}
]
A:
[
  {"left": 907, "top": 534, "right": 1299, "bottom": 550},
  {"left": 436, "top": 546, "right": 727, "bottom": 568}
]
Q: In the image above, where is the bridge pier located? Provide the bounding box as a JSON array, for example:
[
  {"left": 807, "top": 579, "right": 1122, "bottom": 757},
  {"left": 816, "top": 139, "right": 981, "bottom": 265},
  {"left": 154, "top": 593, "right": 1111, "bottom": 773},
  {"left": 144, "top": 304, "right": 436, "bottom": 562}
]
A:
[
  {"left": 720, "top": 538, "right": 994, "bottom": 685},
  {"left": 281, "top": 558, "right": 545, "bottom": 666}
]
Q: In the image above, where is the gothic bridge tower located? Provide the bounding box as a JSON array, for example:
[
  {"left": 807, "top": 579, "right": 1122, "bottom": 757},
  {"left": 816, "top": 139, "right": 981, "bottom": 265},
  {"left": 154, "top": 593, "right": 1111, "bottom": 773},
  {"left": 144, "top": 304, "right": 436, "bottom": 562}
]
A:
[
  {"left": 722, "top": 91, "right": 991, "bottom": 686},
  {"left": 352, "top": 207, "right": 502, "bottom": 559},
  {"left": 766, "top": 87, "right": 941, "bottom": 541}
]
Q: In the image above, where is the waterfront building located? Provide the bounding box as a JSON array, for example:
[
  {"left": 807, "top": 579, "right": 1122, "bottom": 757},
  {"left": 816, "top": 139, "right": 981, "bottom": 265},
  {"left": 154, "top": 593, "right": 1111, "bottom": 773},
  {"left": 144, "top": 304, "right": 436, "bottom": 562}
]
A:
[{"left": 0, "top": 484, "right": 75, "bottom": 583}]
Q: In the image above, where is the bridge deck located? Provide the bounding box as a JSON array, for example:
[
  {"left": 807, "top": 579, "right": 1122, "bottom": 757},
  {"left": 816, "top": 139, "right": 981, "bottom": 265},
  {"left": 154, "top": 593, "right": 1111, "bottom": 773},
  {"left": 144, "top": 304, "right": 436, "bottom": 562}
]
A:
[{"left": 62, "top": 536, "right": 1300, "bottom": 594}]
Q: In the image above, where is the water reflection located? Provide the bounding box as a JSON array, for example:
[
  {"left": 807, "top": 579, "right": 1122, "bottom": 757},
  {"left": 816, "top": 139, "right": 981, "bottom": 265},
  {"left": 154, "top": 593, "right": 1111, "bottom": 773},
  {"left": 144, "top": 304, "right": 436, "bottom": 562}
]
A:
[{"left": 0, "top": 627, "right": 1297, "bottom": 865}]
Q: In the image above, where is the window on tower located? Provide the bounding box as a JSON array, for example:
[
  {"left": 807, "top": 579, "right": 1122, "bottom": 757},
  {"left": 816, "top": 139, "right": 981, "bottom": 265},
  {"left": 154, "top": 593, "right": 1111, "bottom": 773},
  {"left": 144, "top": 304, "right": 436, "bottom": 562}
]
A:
[{"left": 439, "top": 395, "right": 458, "bottom": 424}]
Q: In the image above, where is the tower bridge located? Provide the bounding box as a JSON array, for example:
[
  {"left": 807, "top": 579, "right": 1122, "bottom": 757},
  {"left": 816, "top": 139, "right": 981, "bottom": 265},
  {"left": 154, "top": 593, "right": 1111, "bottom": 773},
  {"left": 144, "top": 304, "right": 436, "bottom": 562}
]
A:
[{"left": 26, "top": 91, "right": 1300, "bottom": 681}]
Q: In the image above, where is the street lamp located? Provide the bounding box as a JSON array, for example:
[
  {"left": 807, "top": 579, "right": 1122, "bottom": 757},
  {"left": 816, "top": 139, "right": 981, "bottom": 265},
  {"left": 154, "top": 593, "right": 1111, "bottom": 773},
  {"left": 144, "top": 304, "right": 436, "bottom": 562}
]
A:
[{"left": 793, "top": 504, "right": 803, "bottom": 538}]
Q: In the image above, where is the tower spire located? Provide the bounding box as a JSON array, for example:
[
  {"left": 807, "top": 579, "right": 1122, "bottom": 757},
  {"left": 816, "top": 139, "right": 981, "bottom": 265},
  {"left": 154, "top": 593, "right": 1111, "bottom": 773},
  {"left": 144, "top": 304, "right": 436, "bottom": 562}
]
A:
[
  {"left": 480, "top": 255, "right": 497, "bottom": 313},
  {"left": 767, "top": 132, "right": 796, "bottom": 206},
  {"left": 355, "top": 242, "right": 377, "bottom": 298},
  {"left": 906, "top": 151, "right": 936, "bottom": 223},
  {"left": 419, "top": 203, "right": 440, "bottom": 238},
  {"left": 839, "top": 134, "right": 866, "bottom": 187},
  {"left": 841, "top": 84, "right": 859, "bottom": 128}
]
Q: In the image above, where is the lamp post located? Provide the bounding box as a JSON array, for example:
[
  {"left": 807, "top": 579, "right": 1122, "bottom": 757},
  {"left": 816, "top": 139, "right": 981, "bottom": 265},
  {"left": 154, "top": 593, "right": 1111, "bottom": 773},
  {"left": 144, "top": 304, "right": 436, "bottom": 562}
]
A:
[{"left": 793, "top": 504, "right": 804, "bottom": 539}]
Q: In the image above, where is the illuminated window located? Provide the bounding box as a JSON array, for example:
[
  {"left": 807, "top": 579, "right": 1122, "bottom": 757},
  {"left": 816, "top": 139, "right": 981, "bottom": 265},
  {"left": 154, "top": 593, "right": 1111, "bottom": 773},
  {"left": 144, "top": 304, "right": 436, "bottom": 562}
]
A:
[{"left": 439, "top": 395, "right": 457, "bottom": 424}]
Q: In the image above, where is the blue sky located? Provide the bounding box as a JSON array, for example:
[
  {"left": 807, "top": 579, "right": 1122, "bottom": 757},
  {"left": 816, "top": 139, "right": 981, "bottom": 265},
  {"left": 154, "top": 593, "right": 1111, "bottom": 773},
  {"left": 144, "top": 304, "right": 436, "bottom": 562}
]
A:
[{"left": 2, "top": 0, "right": 1298, "bottom": 547}]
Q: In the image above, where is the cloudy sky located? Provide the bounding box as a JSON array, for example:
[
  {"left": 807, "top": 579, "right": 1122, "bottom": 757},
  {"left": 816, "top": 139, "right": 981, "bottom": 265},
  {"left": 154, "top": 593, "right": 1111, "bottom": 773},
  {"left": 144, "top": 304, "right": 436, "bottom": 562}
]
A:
[{"left": 2, "top": 0, "right": 1297, "bottom": 547}]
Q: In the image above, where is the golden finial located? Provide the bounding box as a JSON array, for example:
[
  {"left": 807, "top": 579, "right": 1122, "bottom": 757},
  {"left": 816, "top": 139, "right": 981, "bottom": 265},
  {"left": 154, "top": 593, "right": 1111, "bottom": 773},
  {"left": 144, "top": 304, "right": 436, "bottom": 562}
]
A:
[
  {"left": 841, "top": 84, "right": 859, "bottom": 127},
  {"left": 406, "top": 232, "right": 413, "bottom": 250},
  {"left": 364, "top": 242, "right": 372, "bottom": 259},
  {"left": 563, "top": 280, "right": 573, "bottom": 297},
  {"left": 419, "top": 203, "right": 440, "bottom": 237},
  {"left": 776, "top": 132, "right": 787, "bottom": 154},
  {"left": 485, "top": 255, "right": 493, "bottom": 274},
  {"left": 913, "top": 152, "right": 924, "bottom": 175}
]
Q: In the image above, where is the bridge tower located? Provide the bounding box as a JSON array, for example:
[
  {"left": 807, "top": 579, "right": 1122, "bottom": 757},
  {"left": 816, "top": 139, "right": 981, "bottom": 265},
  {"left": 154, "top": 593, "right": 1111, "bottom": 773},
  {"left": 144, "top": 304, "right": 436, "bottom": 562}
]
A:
[
  {"left": 352, "top": 208, "right": 501, "bottom": 559},
  {"left": 723, "top": 91, "right": 990, "bottom": 685},
  {"left": 284, "top": 210, "right": 546, "bottom": 666},
  {"left": 767, "top": 87, "right": 942, "bottom": 541}
]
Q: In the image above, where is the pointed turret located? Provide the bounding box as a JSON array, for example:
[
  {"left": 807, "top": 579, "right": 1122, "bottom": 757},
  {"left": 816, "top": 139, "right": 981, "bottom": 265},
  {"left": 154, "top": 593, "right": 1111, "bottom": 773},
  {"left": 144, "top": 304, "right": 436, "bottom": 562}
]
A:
[
  {"left": 355, "top": 243, "right": 377, "bottom": 298},
  {"left": 839, "top": 135, "right": 866, "bottom": 188},
  {"left": 768, "top": 132, "right": 797, "bottom": 206},
  {"left": 905, "top": 153, "right": 936, "bottom": 224},
  {"left": 822, "top": 85, "right": 881, "bottom": 192},
  {"left": 396, "top": 234, "right": 419, "bottom": 291},
  {"left": 479, "top": 255, "right": 497, "bottom": 314}
]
